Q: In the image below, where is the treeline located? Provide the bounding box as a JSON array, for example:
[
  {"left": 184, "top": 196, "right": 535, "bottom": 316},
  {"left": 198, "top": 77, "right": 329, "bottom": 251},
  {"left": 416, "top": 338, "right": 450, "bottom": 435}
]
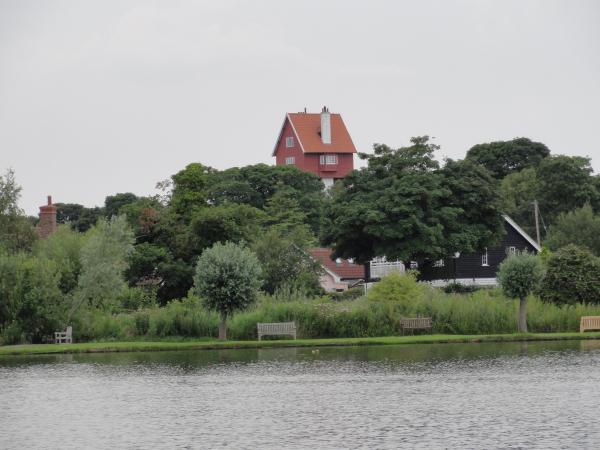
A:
[{"left": 1, "top": 135, "right": 599, "bottom": 344}]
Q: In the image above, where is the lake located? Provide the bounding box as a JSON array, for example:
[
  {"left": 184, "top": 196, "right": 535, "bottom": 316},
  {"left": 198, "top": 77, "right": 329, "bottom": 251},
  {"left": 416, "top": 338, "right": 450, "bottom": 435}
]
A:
[{"left": 1, "top": 340, "right": 599, "bottom": 449}]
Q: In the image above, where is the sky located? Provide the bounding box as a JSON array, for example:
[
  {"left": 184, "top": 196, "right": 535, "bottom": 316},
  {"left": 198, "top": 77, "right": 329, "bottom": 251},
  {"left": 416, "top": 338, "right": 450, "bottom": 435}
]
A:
[{"left": 1, "top": 0, "right": 599, "bottom": 215}]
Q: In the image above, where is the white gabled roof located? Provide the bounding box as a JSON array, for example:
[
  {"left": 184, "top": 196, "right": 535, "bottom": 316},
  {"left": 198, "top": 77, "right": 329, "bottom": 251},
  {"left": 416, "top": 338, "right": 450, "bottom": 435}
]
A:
[{"left": 503, "top": 215, "right": 542, "bottom": 252}]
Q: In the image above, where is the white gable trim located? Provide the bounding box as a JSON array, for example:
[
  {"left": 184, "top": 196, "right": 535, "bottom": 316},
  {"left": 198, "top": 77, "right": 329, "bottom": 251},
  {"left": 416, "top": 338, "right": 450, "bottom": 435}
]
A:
[
  {"left": 286, "top": 114, "right": 306, "bottom": 154},
  {"left": 503, "top": 214, "right": 541, "bottom": 252}
]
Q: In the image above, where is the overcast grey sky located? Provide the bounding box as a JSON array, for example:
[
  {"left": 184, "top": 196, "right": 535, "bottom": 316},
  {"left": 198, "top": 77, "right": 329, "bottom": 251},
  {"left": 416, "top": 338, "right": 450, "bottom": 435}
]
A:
[{"left": 1, "top": 0, "right": 599, "bottom": 215}]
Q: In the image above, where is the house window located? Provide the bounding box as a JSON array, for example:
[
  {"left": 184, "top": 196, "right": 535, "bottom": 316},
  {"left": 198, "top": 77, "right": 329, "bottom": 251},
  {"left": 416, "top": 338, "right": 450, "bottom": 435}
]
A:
[
  {"left": 433, "top": 259, "right": 444, "bottom": 268},
  {"left": 320, "top": 154, "right": 338, "bottom": 165},
  {"left": 285, "top": 157, "right": 295, "bottom": 165},
  {"left": 482, "top": 248, "right": 489, "bottom": 266},
  {"left": 286, "top": 137, "right": 294, "bottom": 148},
  {"left": 410, "top": 261, "right": 419, "bottom": 269},
  {"left": 507, "top": 246, "right": 517, "bottom": 256}
]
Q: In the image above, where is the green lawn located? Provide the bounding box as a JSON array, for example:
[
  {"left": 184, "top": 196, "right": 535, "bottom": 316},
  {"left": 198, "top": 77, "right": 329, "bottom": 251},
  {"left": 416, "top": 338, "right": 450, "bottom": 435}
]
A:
[{"left": 2, "top": 332, "right": 600, "bottom": 356}]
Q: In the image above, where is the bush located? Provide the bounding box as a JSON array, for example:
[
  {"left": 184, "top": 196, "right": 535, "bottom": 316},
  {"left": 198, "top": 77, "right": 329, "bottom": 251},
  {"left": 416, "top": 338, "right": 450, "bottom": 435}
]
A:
[
  {"left": 367, "top": 272, "right": 426, "bottom": 304},
  {"left": 443, "top": 282, "right": 479, "bottom": 294},
  {"left": 541, "top": 244, "right": 600, "bottom": 305},
  {"left": 329, "top": 287, "right": 364, "bottom": 301}
]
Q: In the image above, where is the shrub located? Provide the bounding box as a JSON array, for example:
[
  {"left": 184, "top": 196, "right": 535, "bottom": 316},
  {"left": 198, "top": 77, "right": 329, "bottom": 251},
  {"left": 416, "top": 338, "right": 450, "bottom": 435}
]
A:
[
  {"left": 367, "top": 272, "right": 426, "bottom": 305},
  {"left": 541, "top": 244, "right": 600, "bottom": 305},
  {"left": 329, "top": 287, "right": 364, "bottom": 301},
  {"left": 443, "top": 282, "right": 479, "bottom": 294}
]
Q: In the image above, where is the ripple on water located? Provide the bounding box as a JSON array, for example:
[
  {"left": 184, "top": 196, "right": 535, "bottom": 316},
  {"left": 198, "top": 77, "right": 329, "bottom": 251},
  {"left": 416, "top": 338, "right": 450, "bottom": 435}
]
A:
[{"left": 1, "top": 341, "right": 599, "bottom": 449}]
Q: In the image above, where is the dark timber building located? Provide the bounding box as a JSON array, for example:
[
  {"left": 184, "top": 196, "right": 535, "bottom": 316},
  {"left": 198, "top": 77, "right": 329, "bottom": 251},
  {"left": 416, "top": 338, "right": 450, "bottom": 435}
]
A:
[{"left": 417, "top": 215, "right": 541, "bottom": 287}]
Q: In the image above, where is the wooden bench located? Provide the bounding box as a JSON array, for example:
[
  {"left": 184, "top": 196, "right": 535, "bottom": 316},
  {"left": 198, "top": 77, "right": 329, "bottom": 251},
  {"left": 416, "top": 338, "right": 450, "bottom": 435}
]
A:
[
  {"left": 580, "top": 316, "right": 600, "bottom": 333},
  {"left": 54, "top": 326, "right": 73, "bottom": 344},
  {"left": 257, "top": 322, "right": 297, "bottom": 341},
  {"left": 400, "top": 317, "right": 432, "bottom": 335}
]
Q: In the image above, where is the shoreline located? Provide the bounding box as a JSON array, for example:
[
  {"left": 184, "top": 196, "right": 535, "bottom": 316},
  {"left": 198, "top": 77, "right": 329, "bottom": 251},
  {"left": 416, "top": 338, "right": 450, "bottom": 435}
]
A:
[{"left": 2, "top": 332, "right": 600, "bottom": 356}]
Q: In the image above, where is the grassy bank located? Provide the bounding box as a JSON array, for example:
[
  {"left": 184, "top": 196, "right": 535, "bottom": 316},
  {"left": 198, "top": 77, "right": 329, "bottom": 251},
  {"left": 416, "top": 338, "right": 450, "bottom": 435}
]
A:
[
  {"left": 62, "top": 289, "right": 600, "bottom": 343},
  {"left": 3, "top": 332, "right": 600, "bottom": 356}
]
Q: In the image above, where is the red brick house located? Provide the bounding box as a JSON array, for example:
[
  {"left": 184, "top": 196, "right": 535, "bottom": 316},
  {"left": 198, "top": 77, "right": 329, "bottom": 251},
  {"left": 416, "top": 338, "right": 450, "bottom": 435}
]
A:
[{"left": 272, "top": 107, "right": 357, "bottom": 188}]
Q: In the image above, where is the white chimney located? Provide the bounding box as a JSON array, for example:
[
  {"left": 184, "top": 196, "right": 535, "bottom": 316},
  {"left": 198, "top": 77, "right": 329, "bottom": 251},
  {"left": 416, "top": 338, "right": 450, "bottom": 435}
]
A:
[{"left": 320, "top": 106, "right": 331, "bottom": 144}]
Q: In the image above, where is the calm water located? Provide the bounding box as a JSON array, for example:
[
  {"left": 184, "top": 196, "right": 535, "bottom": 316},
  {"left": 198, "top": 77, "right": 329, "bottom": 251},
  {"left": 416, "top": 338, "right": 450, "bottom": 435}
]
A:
[{"left": 1, "top": 341, "right": 600, "bottom": 449}]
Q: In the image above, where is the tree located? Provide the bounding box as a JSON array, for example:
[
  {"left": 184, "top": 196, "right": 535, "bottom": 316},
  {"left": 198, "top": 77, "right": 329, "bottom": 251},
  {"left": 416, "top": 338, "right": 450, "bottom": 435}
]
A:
[
  {"left": 499, "top": 168, "right": 538, "bottom": 235},
  {"left": 252, "top": 229, "right": 321, "bottom": 295},
  {"left": 466, "top": 137, "right": 550, "bottom": 179},
  {"left": 322, "top": 137, "right": 504, "bottom": 263},
  {"left": 536, "top": 155, "right": 598, "bottom": 224},
  {"left": 540, "top": 244, "right": 600, "bottom": 305},
  {"left": 74, "top": 215, "right": 135, "bottom": 312},
  {"left": 33, "top": 225, "right": 85, "bottom": 294},
  {"left": 545, "top": 204, "right": 600, "bottom": 256},
  {"left": 497, "top": 251, "right": 545, "bottom": 333},
  {"left": 169, "top": 163, "right": 212, "bottom": 217},
  {"left": 0, "top": 169, "right": 37, "bottom": 253},
  {"left": 262, "top": 188, "right": 315, "bottom": 246},
  {"left": 189, "top": 204, "right": 265, "bottom": 252},
  {"left": 55, "top": 203, "right": 104, "bottom": 232},
  {"left": 104, "top": 192, "right": 139, "bottom": 218},
  {"left": 194, "top": 242, "right": 262, "bottom": 340},
  {"left": 0, "top": 253, "right": 63, "bottom": 344}
]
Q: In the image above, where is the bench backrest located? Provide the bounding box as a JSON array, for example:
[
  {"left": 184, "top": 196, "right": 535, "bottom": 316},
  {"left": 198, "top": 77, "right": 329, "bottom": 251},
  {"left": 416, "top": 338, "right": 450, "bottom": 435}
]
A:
[
  {"left": 66, "top": 326, "right": 72, "bottom": 337},
  {"left": 400, "top": 317, "right": 432, "bottom": 328},
  {"left": 257, "top": 322, "right": 296, "bottom": 333},
  {"left": 581, "top": 316, "right": 600, "bottom": 330}
]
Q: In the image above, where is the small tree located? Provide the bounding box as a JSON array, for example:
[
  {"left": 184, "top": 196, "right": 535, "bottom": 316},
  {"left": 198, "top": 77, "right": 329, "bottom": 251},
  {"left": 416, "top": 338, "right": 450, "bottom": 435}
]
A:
[
  {"left": 194, "top": 242, "right": 262, "bottom": 340},
  {"left": 497, "top": 251, "right": 545, "bottom": 333}
]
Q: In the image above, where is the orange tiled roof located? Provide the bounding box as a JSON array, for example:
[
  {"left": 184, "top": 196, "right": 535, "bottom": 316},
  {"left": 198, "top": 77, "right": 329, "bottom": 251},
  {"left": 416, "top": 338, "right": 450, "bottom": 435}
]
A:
[
  {"left": 287, "top": 113, "right": 357, "bottom": 154},
  {"left": 308, "top": 248, "right": 365, "bottom": 280}
]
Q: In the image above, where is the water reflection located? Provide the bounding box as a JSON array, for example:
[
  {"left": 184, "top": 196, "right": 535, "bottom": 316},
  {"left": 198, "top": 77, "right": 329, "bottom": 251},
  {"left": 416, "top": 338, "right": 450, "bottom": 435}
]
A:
[{"left": 1, "top": 341, "right": 598, "bottom": 449}]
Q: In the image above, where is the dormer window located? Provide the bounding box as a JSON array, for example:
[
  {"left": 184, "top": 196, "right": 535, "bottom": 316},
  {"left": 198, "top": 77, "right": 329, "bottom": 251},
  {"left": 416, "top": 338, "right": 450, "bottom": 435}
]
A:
[{"left": 286, "top": 137, "right": 294, "bottom": 148}]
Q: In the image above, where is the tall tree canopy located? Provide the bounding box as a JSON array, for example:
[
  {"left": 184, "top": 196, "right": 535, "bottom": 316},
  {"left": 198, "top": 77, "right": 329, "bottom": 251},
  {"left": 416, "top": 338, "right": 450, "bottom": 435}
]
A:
[
  {"left": 322, "top": 137, "right": 504, "bottom": 263},
  {"left": 0, "top": 169, "right": 37, "bottom": 253},
  {"left": 466, "top": 137, "right": 550, "bottom": 179}
]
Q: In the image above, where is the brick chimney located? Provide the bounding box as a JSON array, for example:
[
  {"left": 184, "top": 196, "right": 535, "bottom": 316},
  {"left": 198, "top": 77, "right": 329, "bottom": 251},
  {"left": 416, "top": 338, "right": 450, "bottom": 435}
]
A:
[
  {"left": 38, "top": 195, "right": 57, "bottom": 239},
  {"left": 320, "top": 106, "right": 331, "bottom": 144}
]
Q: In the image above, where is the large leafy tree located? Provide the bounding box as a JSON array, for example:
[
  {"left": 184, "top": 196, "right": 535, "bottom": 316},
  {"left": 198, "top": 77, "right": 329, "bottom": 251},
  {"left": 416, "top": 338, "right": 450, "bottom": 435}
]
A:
[
  {"left": 536, "top": 155, "right": 598, "bottom": 224},
  {"left": 499, "top": 168, "right": 538, "bottom": 235},
  {"left": 466, "top": 137, "right": 550, "bottom": 179},
  {"left": 169, "top": 162, "right": 213, "bottom": 217},
  {"left": 322, "top": 137, "right": 504, "bottom": 263},
  {"left": 104, "top": 192, "right": 139, "bottom": 218},
  {"left": 194, "top": 242, "right": 262, "bottom": 340},
  {"left": 55, "top": 203, "right": 104, "bottom": 232},
  {"left": 545, "top": 204, "right": 600, "bottom": 256}
]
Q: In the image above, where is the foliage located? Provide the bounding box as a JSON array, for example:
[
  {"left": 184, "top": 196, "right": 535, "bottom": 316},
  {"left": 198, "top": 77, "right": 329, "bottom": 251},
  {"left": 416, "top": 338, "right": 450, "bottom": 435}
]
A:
[
  {"left": 169, "top": 163, "right": 212, "bottom": 217},
  {"left": 33, "top": 225, "right": 85, "bottom": 293},
  {"left": 0, "top": 253, "right": 64, "bottom": 344},
  {"left": 443, "top": 282, "right": 479, "bottom": 294},
  {"left": 536, "top": 155, "right": 599, "bottom": 224},
  {"left": 466, "top": 137, "right": 550, "bottom": 179},
  {"left": 497, "top": 251, "right": 544, "bottom": 300},
  {"left": 193, "top": 242, "right": 262, "bottom": 320},
  {"left": 55, "top": 203, "right": 104, "bottom": 232},
  {"left": 189, "top": 203, "right": 265, "bottom": 251},
  {"left": 367, "top": 272, "right": 427, "bottom": 304},
  {"left": 541, "top": 244, "right": 600, "bottom": 305},
  {"left": 251, "top": 229, "right": 321, "bottom": 295},
  {"left": 0, "top": 169, "right": 37, "bottom": 252},
  {"left": 104, "top": 192, "right": 139, "bottom": 218},
  {"left": 499, "top": 167, "right": 538, "bottom": 235},
  {"left": 56, "top": 290, "right": 600, "bottom": 342},
  {"left": 545, "top": 204, "right": 600, "bottom": 256},
  {"left": 75, "top": 215, "right": 135, "bottom": 311},
  {"left": 322, "top": 137, "right": 504, "bottom": 263}
]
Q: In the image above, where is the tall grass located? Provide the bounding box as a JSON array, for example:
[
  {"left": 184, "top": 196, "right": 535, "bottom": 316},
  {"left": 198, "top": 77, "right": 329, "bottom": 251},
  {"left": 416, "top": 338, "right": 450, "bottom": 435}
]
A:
[{"left": 69, "top": 286, "right": 600, "bottom": 342}]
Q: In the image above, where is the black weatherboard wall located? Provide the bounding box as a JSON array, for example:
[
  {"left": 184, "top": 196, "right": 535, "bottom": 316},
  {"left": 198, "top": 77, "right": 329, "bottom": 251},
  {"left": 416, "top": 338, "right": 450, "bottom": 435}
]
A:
[{"left": 418, "top": 218, "right": 539, "bottom": 283}]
